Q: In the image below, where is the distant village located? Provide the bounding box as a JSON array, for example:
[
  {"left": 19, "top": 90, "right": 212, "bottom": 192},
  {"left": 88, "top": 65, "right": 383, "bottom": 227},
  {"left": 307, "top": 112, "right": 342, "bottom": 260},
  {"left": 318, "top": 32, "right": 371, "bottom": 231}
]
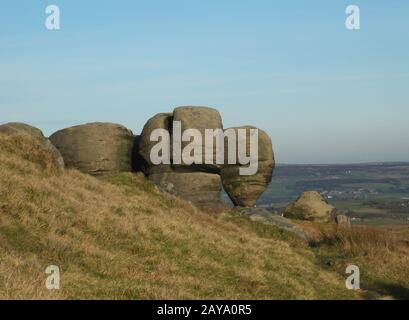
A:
[{"left": 320, "top": 188, "right": 379, "bottom": 201}]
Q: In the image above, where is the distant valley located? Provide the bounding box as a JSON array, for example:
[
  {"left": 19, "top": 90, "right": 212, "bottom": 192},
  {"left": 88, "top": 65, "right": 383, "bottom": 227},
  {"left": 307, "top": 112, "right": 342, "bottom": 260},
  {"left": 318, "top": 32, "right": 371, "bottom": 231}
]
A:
[{"left": 254, "top": 163, "right": 409, "bottom": 225}]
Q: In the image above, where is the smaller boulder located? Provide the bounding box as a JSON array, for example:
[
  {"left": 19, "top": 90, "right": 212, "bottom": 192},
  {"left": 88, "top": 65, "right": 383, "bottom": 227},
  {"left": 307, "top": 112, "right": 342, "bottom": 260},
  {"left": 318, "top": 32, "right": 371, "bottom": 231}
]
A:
[
  {"left": 0, "top": 122, "right": 64, "bottom": 168},
  {"left": 283, "top": 191, "right": 336, "bottom": 223},
  {"left": 0, "top": 122, "right": 44, "bottom": 138},
  {"left": 336, "top": 214, "right": 351, "bottom": 228}
]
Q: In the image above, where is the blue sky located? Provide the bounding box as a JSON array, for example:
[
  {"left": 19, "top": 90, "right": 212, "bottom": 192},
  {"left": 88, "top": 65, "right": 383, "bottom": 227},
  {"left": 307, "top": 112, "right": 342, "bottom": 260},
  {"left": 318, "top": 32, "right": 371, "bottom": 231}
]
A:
[{"left": 1, "top": 0, "right": 408, "bottom": 163}]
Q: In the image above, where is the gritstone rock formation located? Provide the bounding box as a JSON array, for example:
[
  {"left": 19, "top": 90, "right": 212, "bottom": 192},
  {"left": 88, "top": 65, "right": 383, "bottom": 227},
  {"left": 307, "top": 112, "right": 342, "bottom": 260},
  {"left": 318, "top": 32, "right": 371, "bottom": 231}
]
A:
[
  {"left": 0, "top": 122, "right": 64, "bottom": 168},
  {"left": 283, "top": 191, "right": 337, "bottom": 223},
  {"left": 137, "top": 107, "right": 275, "bottom": 209},
  {"left": 2, "top": 106, "right": 275, "bottom": 210},
  {"left": 138, "top": 107, "right": 225, "bottom": 209},
  {"left": 220, "top": 126, "right": 275, "bottom": 207},
  {"left": 49, "top": 122, "right": 134, "bottom": 175}
]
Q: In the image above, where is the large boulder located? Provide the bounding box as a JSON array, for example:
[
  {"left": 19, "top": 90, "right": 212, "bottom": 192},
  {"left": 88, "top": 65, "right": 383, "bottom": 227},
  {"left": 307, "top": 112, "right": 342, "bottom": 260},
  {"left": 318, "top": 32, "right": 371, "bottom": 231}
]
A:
[
  {"left": 173, "top": 106, "right": 223, "bottom": 172},
  {"left": 138, "top": 108, "right": 225, "bottom": 209},
  {"left": 283, "top": 191, "right": 337, "bottom": 223},
  {"left": 138, "top": 113, "right": 173, "bottom": 175},
  {"left": 148, "top": 171, "right": 223, "bottom": 209},
  {"left": 0, "top": 122, "right": 64, "bottom": 168},
  {"left": 49, "top": 122, "right": 134, "bottom": 175},
  {"left": 221, "top": 126, "right": 274, "bottom": 207},
  {"left": 0, "top": 122, "right": 44, "bottom": 138}
]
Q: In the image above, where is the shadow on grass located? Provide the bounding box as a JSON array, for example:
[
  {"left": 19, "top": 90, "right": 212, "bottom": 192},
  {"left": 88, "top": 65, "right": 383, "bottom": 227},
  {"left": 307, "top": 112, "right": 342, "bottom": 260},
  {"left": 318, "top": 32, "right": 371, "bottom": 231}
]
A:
[{"left": 374, "top": 282, "right": 409, "bottom": 300}]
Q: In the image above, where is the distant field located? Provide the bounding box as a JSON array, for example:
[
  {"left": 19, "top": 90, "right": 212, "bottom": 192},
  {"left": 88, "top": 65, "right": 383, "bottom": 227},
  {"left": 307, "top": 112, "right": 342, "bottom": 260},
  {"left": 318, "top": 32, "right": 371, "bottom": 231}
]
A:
[{"left": 257, "top": 163, "right": 409, "bottom": 226}]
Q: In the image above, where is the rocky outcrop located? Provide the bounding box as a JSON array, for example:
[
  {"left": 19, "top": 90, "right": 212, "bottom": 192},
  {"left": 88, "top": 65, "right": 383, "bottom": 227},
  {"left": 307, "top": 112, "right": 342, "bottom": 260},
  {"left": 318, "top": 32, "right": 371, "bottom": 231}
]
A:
[
  {"left": 2, "top": 106, "right": 275, "bottom": 210},
  {"left": 0, "top": 122, "right": 64, "bottom": 168},
  {"left": 283, "top": 191, "right": 336, "bottom": 223},
  {"left": 221, "top": 127, "right": 275, "bottom": 207},
  {"left": 137, "top": 107, "right": 275, "bottom": 209},
  {"left": 50, "top": 122, "right": 134, "bottom": 175}
]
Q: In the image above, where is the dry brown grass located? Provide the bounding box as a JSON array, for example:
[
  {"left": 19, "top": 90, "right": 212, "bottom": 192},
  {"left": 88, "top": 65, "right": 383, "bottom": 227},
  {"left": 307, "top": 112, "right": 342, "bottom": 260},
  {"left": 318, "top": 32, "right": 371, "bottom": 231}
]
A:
[
  {"left": 314, "top": 224, "right": 401, "bottom": 255},
  {"left": 311, "top": 223, "right": 409, "bottom": 299},
  {"left": 0, "top": 133, "right": 360, "bottom": 299}
]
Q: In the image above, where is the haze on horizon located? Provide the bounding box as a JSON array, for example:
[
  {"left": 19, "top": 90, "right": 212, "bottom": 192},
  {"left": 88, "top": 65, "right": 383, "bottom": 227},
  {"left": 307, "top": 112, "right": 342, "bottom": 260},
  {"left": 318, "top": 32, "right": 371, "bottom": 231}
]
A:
[{"left": 1, "top": 0, "right": 408, "bottom": 164}]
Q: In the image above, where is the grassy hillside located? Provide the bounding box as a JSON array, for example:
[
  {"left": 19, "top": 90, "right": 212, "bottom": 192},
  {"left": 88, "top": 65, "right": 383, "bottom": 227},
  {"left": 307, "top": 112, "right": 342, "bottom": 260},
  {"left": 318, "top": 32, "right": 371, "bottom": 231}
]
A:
[{"left": 0, "top": 134, "right": 407, "bottom": 299}]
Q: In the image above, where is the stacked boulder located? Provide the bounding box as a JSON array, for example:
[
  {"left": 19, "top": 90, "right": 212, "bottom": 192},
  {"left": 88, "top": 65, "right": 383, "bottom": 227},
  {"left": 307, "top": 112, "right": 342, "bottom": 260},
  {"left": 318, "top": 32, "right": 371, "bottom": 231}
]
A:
[
  {"left": 0, "top": 122, "right": 64, "bottom": 168},
  {"left": 220, "top": 126, "right": 274, "bottom": 207},
  {"left": 49, "top": 122, "right": 134, "bottom": 175},
  {"left": 138, "top": 107, "right": 225, "bottom": 209},
  {"left": 138, "top": 106, "right": 275, "bottom": 209}
]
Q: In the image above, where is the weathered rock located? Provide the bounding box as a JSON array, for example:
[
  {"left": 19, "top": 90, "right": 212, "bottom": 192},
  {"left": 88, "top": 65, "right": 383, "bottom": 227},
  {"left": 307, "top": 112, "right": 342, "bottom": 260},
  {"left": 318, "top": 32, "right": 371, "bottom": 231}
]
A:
[
  {"left": 284, "top": 191, "right": 337, "bottom": 223},
  {"left": 336, "top": 214, "right": 351, "bottom": 228},
  {"left": 0, "top": 122, "right": 64, "bottom": 168},
  {"left": 138, "top": 113, "right": 173, "bottom": 175},
  {"left": 148, "top": 171, "right": 223, "bottom": 209},
  {"left": 236, "top": 208, "right": 313, "bottom": 241},
  {"left": 137, "top": 108, "right": 275, "bottom": 210},
  {"left": 221, "top": 126, "right": 274, "bottom": 207},
  {"left": 0, "top": 122, "right": 44, "bottom": 138},
  {"left": 173, "top": 106, "right": 223, "bottom": 172},
  {"left": 49, "top": 122, "right": 134, "bottom": 175},
  {"left": 42, "top": 139, "right": 65, "bottom": 168}
]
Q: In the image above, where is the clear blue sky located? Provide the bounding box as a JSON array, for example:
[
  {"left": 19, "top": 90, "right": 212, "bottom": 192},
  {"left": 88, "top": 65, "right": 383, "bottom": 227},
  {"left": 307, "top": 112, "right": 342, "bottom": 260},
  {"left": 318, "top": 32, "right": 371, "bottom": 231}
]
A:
[{"left": 1, "top": 0, "right": 408, "bottom": 164}]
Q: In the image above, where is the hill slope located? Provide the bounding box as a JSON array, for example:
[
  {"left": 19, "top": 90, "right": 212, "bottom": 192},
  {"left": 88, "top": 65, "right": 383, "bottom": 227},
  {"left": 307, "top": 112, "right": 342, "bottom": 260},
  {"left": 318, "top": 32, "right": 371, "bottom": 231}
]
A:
[{"left": 0, "top": 134, "right": 361, "bottom": 299}]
